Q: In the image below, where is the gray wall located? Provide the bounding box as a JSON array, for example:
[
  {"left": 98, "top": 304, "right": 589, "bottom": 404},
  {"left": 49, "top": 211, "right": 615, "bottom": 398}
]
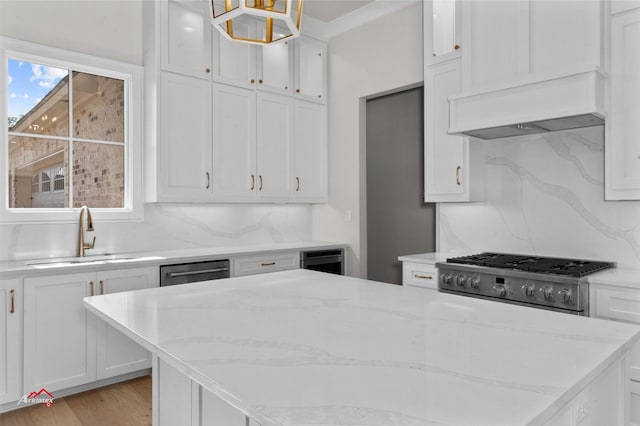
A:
[{"left": 366, "top": 88, "right": 436, "bottom": 284}]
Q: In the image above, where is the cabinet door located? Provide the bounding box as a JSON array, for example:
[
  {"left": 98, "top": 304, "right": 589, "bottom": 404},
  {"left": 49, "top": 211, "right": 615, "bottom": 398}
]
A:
[
  {"left": 162, "top": 0, "right": 212, "bottom": 79},
  {"left": 159, "top": 72, "right": 212, "bottom": 201},
  {"left": 157, "top": 358, "right": 193, "bottom": 426},
  {"left": 293, "top": 100, "right": 327, "bottom": 202},
  {"left": 96, "top": 267, "right": 157, "bottom": 380},
  {"left": 200, "top": 385, "right": 248, "bottom": 426},
  {"left": 529, "top": 1, "right": 601, "bottom": 75},
  {"left": 211, "top": 83, "right": 257, "bottom": 200},
  {"left": 211, "top": 22, "right": 257, "bottom": 89},
  {"left": 425, "top": 59, "right": 469, "bottom": 202},
  {"left": 425, "top": 0, "right": 462, "bottom": 65},
  {"left": 631, "top": 380, "right": 640, "bottom": 426},
  {"left": 461, "top": 0, "right": 528, "bottom": 90},
  {"left": 0, "top": 280, "right": 20, "bottom": 404},
  {"left": 606, "top": 9, "right": 640, "bottom": 200},
  {"left": 294, "top": 35, "right": 326, "bottom": 103},
  {"left": 24, "top": 273, "right": 97, "bottom": 393},
  {"left": 257, "top": 36, "right": 293, "bottom": 95},
  {"left": 256, "top": 92, "right": 293, "bottom": 200}
]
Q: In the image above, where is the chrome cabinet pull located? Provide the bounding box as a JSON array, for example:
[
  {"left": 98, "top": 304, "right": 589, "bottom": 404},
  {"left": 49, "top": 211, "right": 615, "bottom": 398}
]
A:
[
  {"left": 250, "top": 174, "right": 255, "bottom": 190},
  {"left": 296, "top": 177, "right": 300, "bottom": 192},
  {"left": 455, "top": 166, "right": 461, "bottom": 186},
  {"left": 9, "top": 289, "right": 15, "bottom": 314},
  {"left": 414, "top": 274, "right": 433, "bottom": 280},
  {"left": 261, "top": 262, "right": 276, "bottom": 267},
  {"left": 205, "top": 172, "right": 210, "bottom": 189},
  {"left": 258, "top": 175, "right": 263, "bottom": 191},
  {"left": 100, "top": 280, "right": 104, "bottom": 295},
  {"left": 90, "top": 281, "right": 94, "bottom": 296}
]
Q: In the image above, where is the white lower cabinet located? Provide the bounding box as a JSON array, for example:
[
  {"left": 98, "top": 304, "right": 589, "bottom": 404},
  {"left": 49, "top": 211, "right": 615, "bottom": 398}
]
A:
[
  {"left": 156, "top": 357, "right": 259, "bottom": 426},
  {"left": 590, "top": 283, "right": 640, "bottom": 425},
  {"left": 24, "top": 267, "right": 157, "bottom": 394},
  {"left": 402, "top": 262, "right": 438, "bottom": 291},
  {"left": 0, "top": 279, "right": 21, "bottom": 405},
  {"left": 96, "top": 268, "right": 156, "bottom": 380},
  {"left": 232, "top": 251, "right": 300, "bottom": 277}
]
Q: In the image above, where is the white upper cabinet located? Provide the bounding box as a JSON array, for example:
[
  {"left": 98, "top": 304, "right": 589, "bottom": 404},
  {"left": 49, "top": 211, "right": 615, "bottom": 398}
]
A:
[
  {"left": 293, "top": 100, "right": 327, "bottom": 202},
  {"left": 256, "top": 92, "right": 294, "bottom": 201},
  {"left": 212, "top": 23, "right": 293, "bottom": 95},
  {"left": 162, "top": 0, "right": 212, "bottom": 79},
  {"left": 294, "top": 35, "right": 327, "bottom": 103},
  {"left": 159, "top": 72, "right": 213, "bottom": 201},
  {"left": 426, "top": 0, "right": 461, "bottom": 65},
  {"left": 425, "top": 59, "right": 477, "bottom": 202},
  {"left": 211, "top": 83, "right": 257, "bottom": 201},
  {"left": 461, "top": 0, "right": 603, "bottom": 91},
  {"left": 606, "top": 7, "right": 640, "bottom": 200},
  {"left": 211, "top": 21, "right": 257, "bottom": 89}
]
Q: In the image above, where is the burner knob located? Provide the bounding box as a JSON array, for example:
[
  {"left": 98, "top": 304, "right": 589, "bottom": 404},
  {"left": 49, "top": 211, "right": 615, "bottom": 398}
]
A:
[
  {"left": 442, "top": 273, "right": 453, "bottom": 286},
  {"left": 539, "top": 286, "right": 553, "bottom": 300},
  {"left": 469, "top": 276, "right": 480, "bottom": 289},
  {"left": 455, "top": 274, "right": 466, "bottom": 287},
  {"left": 493, "top": 284, "right": 507, "bottom": 297},
  {"left": 521, "top": 285, "right": 535, "bottom": 298},
  {"left": 558, "top": 289, "right": 572, "bottom": 304}
]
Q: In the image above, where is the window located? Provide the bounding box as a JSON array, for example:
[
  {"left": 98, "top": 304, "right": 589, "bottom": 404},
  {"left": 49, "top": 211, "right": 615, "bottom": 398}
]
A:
[{"left": 1, "top": 37, "right": 143, "bottom": 222}]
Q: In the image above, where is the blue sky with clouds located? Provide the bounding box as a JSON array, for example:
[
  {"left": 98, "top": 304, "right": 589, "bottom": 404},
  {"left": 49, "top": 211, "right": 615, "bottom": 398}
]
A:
[{"left": 7, "top": 59, "right": 67, "bottom": 119}]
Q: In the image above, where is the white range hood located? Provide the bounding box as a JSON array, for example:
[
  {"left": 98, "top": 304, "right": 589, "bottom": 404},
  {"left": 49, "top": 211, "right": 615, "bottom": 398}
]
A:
[{"left": 448, "top": 69, "right": 606, "bottom": 140}]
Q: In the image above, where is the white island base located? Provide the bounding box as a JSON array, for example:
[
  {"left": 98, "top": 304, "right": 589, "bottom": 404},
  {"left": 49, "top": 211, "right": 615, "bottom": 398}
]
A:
[{"left": 83, "top": 270, "right": 640, "bottom": 426}]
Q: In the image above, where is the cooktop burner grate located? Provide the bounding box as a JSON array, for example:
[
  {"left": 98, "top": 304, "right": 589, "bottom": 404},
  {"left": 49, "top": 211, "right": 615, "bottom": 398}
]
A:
[{"left": 446, "top": 252, "right": 613, "bottom": 277}]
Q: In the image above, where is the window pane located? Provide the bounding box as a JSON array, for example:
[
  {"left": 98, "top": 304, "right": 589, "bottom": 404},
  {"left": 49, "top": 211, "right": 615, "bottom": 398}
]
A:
[
  {"left": 53, "top": 166, "right": 65, "bottom": 191},
  {"left": 8, "top": 136, "right": 68, "bottom": 208},
  {"left": 72, "top": 142, "right": 124, "bottom": 208},
  {"left": 72, "top": 72, "right": 124, "bottom": 143},
  {"left": 7, "top": 59, "right": 69, "bottom": 136}
]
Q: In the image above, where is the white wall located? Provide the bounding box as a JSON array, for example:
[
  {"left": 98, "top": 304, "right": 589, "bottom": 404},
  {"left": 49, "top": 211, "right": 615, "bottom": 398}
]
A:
[
  {"left": 312, "top": 2, "right": 423, "bottom": 277},
  {"left": 0, "top": 0, "right": 312, "bottom": 261}
]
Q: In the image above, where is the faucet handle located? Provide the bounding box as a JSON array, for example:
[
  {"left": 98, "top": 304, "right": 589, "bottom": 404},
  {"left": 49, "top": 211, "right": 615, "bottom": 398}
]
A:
[{"left": 84, "top": 236, "right": 96, "bottom": 250}]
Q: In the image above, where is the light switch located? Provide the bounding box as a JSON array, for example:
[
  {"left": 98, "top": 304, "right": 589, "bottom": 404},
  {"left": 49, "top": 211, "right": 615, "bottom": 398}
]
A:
[{"left": 344, "top": 210, "right": 352, "bottom": 222}]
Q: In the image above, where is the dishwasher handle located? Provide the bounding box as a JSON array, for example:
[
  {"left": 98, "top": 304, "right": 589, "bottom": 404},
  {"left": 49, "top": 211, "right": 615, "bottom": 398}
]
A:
[{"left": 167, "top": 267, "right": 229, "bottom": 278}]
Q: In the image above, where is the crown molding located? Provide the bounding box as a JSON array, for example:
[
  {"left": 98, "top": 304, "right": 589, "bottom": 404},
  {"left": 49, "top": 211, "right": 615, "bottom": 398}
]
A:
[{"left": 301, "top": 0, "right": 420, "bottom": 41}]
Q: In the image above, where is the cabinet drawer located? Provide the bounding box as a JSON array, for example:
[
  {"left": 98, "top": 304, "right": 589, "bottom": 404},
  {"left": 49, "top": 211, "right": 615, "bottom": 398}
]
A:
[
  {"left": 402, "top": 263, "right": 438, "bottom": 290},
  {"left": 593, "top": 286, "right": 640, "bottom": 324},
  {"left": 233, "top": 251, "right": 299, "bottom": 277}
]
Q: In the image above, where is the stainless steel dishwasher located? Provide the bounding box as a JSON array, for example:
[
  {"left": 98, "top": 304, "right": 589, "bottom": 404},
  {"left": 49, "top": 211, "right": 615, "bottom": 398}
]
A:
[{"left": 160, "top": 259, "right": 230, "bottom": 286}]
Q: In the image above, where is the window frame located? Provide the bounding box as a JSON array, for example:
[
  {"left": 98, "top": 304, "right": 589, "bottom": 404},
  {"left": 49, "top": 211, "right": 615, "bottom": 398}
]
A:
[{"left": 1, "top": 37, "right": 143, "bottom": 223}]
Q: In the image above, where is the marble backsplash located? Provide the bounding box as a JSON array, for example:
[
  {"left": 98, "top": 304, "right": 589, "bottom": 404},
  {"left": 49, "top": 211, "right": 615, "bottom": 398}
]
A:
[
  {"left": 0, "top": 204, "right": 312, "bottom": 261},
  {"left": 438, "top": 126, "right": 640, "bottom": 268}
]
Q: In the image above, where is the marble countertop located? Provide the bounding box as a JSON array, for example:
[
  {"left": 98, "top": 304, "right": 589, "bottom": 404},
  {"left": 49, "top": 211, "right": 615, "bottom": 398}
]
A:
[
  {"left": 84, "top": 269, "right": 640, "bottom": 426},
  {"left": 0, "top": 241, "right": 346, "bottom": 278},
  {"left": 397, "top": 252, "right": 466, "bottom": 265}
]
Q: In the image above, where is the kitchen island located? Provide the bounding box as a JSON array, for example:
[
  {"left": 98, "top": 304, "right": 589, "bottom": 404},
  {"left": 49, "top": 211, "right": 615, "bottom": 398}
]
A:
[{"left": 83, "top": 270, "right": 640, "bottom": 426}]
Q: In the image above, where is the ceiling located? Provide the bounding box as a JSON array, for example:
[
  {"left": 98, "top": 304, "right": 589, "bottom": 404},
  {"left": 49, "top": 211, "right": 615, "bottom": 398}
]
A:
[{"left": 303, "top": 0, "right": 376, "bottom": 23}]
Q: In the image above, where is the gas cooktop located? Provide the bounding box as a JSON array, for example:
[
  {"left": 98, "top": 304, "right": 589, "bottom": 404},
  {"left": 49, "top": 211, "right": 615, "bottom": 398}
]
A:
[
  {"left": 436, "top": 252, "right": 615, "bottom": 316},
  {"left": 446, "top": 252, "right": 613, "bottom": 278}
]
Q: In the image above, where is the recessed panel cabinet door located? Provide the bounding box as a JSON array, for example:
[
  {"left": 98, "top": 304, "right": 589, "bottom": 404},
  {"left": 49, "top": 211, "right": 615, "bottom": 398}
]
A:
[
  {"left": 24, "top": 273, "right": 97, "bottom": 393},
  {"left": 293, "top": 100, "right": 327, "bottom": 202},
  {"left": 159, "top": 72, "right": 212, "bottom": 201},
  {"left": 0, "top": 280, "right": 20, "bottom": 404},
  {"left": 606, "top": 8, "right": 640, "bottom": 200},
  {"left": 256, "top": 92, "right": 293, "bottom": 201},
  {"left": 162, "top": 0, "right": 212, "bottom": 79},
  {"left": 211, "top": 20, "right": 257, "bottom": 89},
  {"left": 212, "top": 83, "right": 257, "bottom": 200},
  {"left": 425, "top": 59, "right": 469, "bottom": 202},
  {"left": 96, "top": 267, "right": 157, "bottom": 380}
]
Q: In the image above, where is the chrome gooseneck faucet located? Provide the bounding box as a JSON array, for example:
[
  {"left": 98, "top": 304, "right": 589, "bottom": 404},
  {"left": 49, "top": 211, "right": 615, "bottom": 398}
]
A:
[{"left": 78, "top": 206, "right": 96, "bottom": 257}]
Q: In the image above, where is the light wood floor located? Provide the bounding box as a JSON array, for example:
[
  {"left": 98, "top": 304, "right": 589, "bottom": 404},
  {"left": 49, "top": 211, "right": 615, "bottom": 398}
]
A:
[{"left": 0, "top": 376, "right": 152, "bottom": 426}]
